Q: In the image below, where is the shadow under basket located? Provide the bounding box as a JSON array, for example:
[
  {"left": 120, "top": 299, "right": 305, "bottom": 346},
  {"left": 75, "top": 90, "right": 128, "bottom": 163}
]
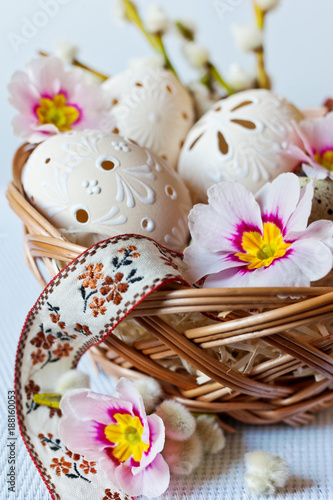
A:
[{"left": 7, "top": 142, "right": 333, "bottom": 431}]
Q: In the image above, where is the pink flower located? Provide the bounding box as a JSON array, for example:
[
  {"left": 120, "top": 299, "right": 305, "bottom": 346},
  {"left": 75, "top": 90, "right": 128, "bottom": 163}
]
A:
[
  {"left": 184, "top": 173, "right": 333, "bottom": 287},
  {"left": 58, "top": 378, "right": 169, "bottom": 498},
  {"left": 8, "top": 56, "right": 111, "bottom": 143},
  {"left": 286, "top": 113, "right": 333, "bottom": 180}
]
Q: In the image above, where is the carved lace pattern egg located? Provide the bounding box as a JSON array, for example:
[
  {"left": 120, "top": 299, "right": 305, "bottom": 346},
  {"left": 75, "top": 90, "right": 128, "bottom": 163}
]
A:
[
  {"left": 178, "top": 89, "right": 304, "bottom": 202},
  {"left": 22, "top": 130, "right": 192, "bottom": 251},
  {"left": 103, "top": 67, "right": 194, "bottom": 169}
]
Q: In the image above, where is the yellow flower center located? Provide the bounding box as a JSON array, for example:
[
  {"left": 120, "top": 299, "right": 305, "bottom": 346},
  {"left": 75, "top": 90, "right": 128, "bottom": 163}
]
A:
[
  {"left": 235, "top": 222, "right": 291, "bottom": 270},
  {"left": 315, "top": 150, "right": 333, "bottom": 171},
  {"left": 105, "top": 413, "right": 149, "bottom": 463},
  {"left": 35, "top": 93, "right": 80, "bottom": 131}
]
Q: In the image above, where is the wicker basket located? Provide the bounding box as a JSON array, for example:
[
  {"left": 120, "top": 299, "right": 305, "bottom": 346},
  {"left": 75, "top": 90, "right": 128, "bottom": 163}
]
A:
[{"left": 7, "top": 132, "right": 333, "bottom": 430}]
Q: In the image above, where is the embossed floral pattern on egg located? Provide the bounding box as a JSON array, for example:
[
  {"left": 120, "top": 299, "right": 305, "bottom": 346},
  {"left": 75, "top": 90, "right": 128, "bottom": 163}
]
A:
[
  {"left": 178, "top": 89, "right": 304, "bottom": 202},
  {"left": 22, "top": 131, "right": 192, "bottom": 251},
  {"left": 103, "top": 67, "right": 194, "bottom": 169}
]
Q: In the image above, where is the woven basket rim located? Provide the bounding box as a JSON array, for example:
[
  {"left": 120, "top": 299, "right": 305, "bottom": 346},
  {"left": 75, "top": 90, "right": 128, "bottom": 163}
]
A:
[{"left": 7, "top": 120, "right": 333, "bottom": 427}]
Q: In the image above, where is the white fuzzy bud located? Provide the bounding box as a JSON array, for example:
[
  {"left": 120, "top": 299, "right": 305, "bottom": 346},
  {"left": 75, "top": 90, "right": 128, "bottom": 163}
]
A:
[
  {"left": 145, "top": 4, "right": 169, "bottom": 34},
  {"left": 128, "top": 54, "right": 164, "bottom": 71},
  {"left": 183, "top": 41, "right": 210, "bottom": 69},
  {"left": 255, "top": 0, "right": 279, "bottom": 12},
  {"left": 231, "top": 24, "right": 264, "bottom": 53},
  {"left": 163, "top": 433, "right": 203, "bottom": 475},
  {"left": 227, "top": 63, "right": 254, "bottom": 91},
  {"left": 156, "top": 400, "right": 196, "bottom": 441},
  {"left": 195, "top": 415, "right": 226, "bottom": 454},
  {"left": 56, "top": 370, "right": 90, "bottom": 396},
  {"left": 245, "top": 451, "right": 290, "bottom": 495},
  {"left": 54, "top": 39, "right": 78, "bottom": 65},
  {"left": 134, "top": 377, "right": 163, "bottom": 413},
  {"left": 111, "top": 0, "right": 128, "bottom": 26}
]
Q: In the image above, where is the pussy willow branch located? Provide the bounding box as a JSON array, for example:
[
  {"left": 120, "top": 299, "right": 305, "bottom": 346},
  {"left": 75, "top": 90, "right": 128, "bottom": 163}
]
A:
[
  {"left": 39, "top": 51, "right": 109, "bottom": 81},
  {"left": 253, "top": 2, "right": 270, "bottom": 89},
  {"left": 121, "top": 0, "right": 177, "bottom": 75}
]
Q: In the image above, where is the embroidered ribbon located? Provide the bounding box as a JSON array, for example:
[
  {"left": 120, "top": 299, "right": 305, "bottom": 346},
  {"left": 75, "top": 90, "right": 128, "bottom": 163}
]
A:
[{"left": 15, "top": 235, "right": 186, "bottom": 500}]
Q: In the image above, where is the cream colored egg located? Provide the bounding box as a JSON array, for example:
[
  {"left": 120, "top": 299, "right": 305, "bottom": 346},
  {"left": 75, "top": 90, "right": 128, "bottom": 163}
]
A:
[
  {"left": 178, "top": 89, "right": 304, "bottom": 202},
  {"left": 103, "top": 67, "right": 194, "bottom": 169},
  {"left": 22, "top": 130, "right": 192, "bottom": 251}
]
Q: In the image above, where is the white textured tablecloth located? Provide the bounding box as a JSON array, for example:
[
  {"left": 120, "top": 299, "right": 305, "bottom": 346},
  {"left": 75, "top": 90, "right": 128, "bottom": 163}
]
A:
[{"left": 1, "top": 187, "right": 333, "bottom": 500}]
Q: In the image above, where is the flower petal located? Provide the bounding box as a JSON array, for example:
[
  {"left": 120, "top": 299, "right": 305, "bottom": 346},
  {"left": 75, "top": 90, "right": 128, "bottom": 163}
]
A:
[
  {"left": 8, "top": 71, "right": 40, "bottom": 113},
  {"left": 60, "top": 388, "right": 133, "bottom": 424},
  {"left": 287, "top": 219, "right": 333, "bottom": 248},
  {"left": 300, "top": 112, "right": 333, "bottom": 154},
  {"left": 287, "top": 238, "right": 333, "bottom": 282},
  {"left": 204, "top": 255, "right": 310, "bottom": 287},
  {"left": 115, "top": 453, "right": 170, "bottom": 498},
  {"left": 303, "top": 162, "right": 331, "bottom": 180},
  {"left": 133, "top": 413, "right": 165, "bottom": 474},
  {"left": 183, "top": 244, "right": 245, "bottom": 284},
  {"left": 188, "top": 181, "right": 262, "bottom": 253},
  {"left": 58, "top": 394, "right": 111, "bottom": 457},
  {"left": 115, "top": 378, "right": 149, "bottom": 443},
  {"left": 27, "top": 56, "right": 64, "bottom": 96},
  {"left": 284, "top": 180, "right": 313, "bottom": 233},
  {"left": 255, "top": 173, "right": 301, "bottom": 231}
]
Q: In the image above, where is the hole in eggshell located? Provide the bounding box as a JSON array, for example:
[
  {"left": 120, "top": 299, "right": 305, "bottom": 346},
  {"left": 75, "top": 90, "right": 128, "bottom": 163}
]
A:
[
  {"left": 101, "top": 160, "right": 116, "bottom": 171},
  {"left": 165, "top": 185, "right": 177, "bottom": 200},
  {"left": 112, "top": 127, "right": 119, "bottom": 134},
  {"left": 166, "top": 85, "right": 172, "bottom": 93},
  {"left": 231, "top": 118, "right": 256, "bottom": 130},
  {"left": 140, "top": 217, "right": 155, "bottom": 232},
  {"left": 135, "top": 82, "right": 143, "bottom": 87},
  {"left": 75, "top": 209, "right": 89, "bottom": 224},
  {"left": 231, "top": 100, "right": 253, "bottom": 112},
  {"left": 217, "top": 131, "right": 229, "bottom": 155},
  {"left": 189, "top": 132, "right": 204, "bottom": 150},
  {"left": 45, "top": 158, "right": 51, "bottom": 164}
]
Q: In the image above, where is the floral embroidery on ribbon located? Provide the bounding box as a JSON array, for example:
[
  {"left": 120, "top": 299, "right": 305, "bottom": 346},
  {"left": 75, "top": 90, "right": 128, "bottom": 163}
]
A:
[
  {"left": 79, "top": 246, "right": 144, "bottom": 317},
  {"left": 39, "top": 433, "right": 97, "bottom": 483}
]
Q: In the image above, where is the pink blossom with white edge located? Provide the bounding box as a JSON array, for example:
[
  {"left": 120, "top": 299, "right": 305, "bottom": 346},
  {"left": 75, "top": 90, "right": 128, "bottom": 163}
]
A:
[
  {"left": 58, "top": 378, "right": 169, "bottom": 498},
  {"left": 286, "top": 113, "right": 333, "bottom": 180},
  {"left": 8, "top": 56, "right": 111, "bottom": 143},
  {"left": 184, "top": 173, "right": 333, "bottom": 287}
]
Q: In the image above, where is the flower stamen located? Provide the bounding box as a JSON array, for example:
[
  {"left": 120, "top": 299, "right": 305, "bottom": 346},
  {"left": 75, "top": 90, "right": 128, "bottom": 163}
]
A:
[
  {"left": 35, "top": 93, "right": 80, "bottom": 131},
  {"left": 236, "top": 222, "right": 291, "bottom": 269},
  {"left": 105, "top": 412, "right": 149, "bottom": 463},
  {"left": 315, "top": 150, "right": 333, "bottom": 171}
]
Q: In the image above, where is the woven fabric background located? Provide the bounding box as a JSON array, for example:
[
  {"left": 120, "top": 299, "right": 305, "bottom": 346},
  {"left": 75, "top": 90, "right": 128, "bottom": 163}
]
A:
[{"left": 1, "top": 187, "right": 333, "bottom": 500}]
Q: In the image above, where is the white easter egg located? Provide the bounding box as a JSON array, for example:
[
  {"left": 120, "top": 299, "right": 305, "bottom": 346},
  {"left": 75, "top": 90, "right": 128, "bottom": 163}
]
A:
[
  {"left": 103, "top": 67, "right": 194, "bottom": 169},
  {"left": 22, "top": 130, "right": 192, "bottom": 251},
  {"left": 178, "top": 89, "right": 304, "bottom": 202}
]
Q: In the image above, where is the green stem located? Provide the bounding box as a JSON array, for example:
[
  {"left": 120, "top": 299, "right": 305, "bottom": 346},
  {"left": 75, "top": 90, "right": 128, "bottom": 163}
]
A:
[
  {"left": 72, "top": 60, "right": 108, "bottom": 81},
  {"left": 253, "top": 2, "right": 270, "bottom": 89},
  {"left": 39, "top": 51, "right": 109, "bottom": 81},
  {"left": 207, "top": 63, "right": 233, "bottom": 95},
  {"left": 154, "top": 34, "right": 177, "bottom": 75},
  {"left": 121, "top": 0, "right": 177, "bottom": 76},
  {"left": 121, "top": 0, "right": 159, "bottom": 49}
]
